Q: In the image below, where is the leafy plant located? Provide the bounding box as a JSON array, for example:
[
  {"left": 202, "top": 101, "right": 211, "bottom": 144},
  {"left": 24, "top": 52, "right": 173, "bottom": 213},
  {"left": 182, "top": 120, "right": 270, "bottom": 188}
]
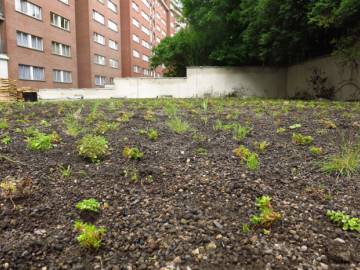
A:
[
  {"left": 0, "top": 119, "right": 9, "bottom": 129},
  {"left": 64, "top": 113, "right": 83, "bottom": 137},
  {"left": 147, "top": 129, "right": 158, "bottom": 141},
  {"left": 123, "top": 168, "right": 139, "bottom": 182},
  {"left": 74, "top": 221, "right": 106, "bottom": 249},
  {"left": 59, "top": 165, "right": 72, "bottom": 178},
  {"left": 123, "top": 147, "right": 144, "bottom": 160},
  {"left": 167, "top": 118, "right": 190, "bottom": 134},
  {"left": 326, "top": 210, "right": 360, "bottom": 232},
  {"left": 194, "top": 147, "right": 208, "bottom": 156},
  {"left": 250, "top": 196, "right": 281, "bottom": 228},
  {"left": 289, "top": 123, "right": 302, "bottom": 129},
  {"left": 309, "top": 146, "right": 323, "bottom": 155},
  {"left": 247, "top": 153, "right": 260, "bottom": 171},
  {"left": 0, "top": 177, "right": 33, "bottom": 208},
  {"left": 94, "top": 121, "right": 119, "bottom": 135},
  {"left": 233, "top": 145, "right": 251, "bottom": 161},
  {"left": 1, "top": 135, "right": 11, "bottom": 145},
  {"left": 144, "top": 110, "right": 156, "bottom": 121},
  {"left": 26, "top": 132, "right": 54, "bottom": 151},
  {"left": 77, "top": 135, "right": 108, "bottom": 162},
  {"left": 76, "top": 199, "right": 101, "bottom": 213},
  {"left": 242, "top": 224, "right": 251, "bottom": 233},
  {"left": 254, "top": 141, "right": 270, "bottom": 152},
  {"left": 276, "top": 127, "right": 286, "bottom": 134},
  {"left": 292, "top": 133, "right": 314, "bottom": 145}
]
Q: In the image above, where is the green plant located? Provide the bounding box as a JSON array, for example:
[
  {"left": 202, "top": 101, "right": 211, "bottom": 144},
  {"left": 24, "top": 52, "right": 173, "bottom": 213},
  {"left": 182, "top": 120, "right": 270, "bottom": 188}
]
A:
[
  {"left": 233, "top": 145, "right": 251, "bottom": 161},
  {"left": 74, "top": 221, "right": 106, "bottom": 249},
  {"left": 123, "top": 147, "right": 144, "bottom": 160},
  {"left": 94, "top": 121, "right": 119, "bottom": 135},
  {"left": 247, "top": 153, "right": 260, "bottom": 171},
  {"left": 144, "top": 110, "right": 156, "bottom": 121},
  {"left": 64, "top": 113, "right": 83, "bottom": 137},
  {"left": 276, "top": 127, "right": 286, "bottom": 134},
  {"left": 0, "top": 177, "right": 33, "bottom": 208},
  {"left": 59, "top": 165, "right": 72, "bottom": 178},
  {"left": 0, "top": 119, "right": 9, "bottom": 129},
  {"left": 242, "top": 224, "right": 251, "bottom": 233},
  {"left": 1, "top": 135, "right": 11, "bottom": 145},
  {"left": 147, "top": 129, "right": 158, "bottom": 141},
  {"left": 167, "top": 118, "right": 190, "bottom": 134},
  {"left": 292, "top": 133, "right": 314, "bottom": 145},
  {"left": 40, "top": 119, "right": 50, "bottom": 127},
  {"left": 194, "top": 147, "right": 208, "bottom": 156},
  {"left": 123, "top": 168, "right": 139, "bottom": 182},
  {"left": 250, "top": 196, "right": 281, "bottom": 228},
  {"left": 76, "top": 198, "right": 101, "bottom": 213},
  {"left": 326, "top": 210, "right": 360, "bottom": 232},
  {"left": 77, "top": 135, "right": 108, "bottom": 162},
  {"left": 289, "top": 123, "right": 302, "bottom": 129},
  {"left": 321, "top": 145, "right": 359, "bottom": 176},
  {"left": 26, "top": 132, "right": 54, "bottom": 151},
  {"left": 232, "top": 124, "right": 251, "bottom": 141},
  {"left": 309, "top": 146, "right": 322, "bottom": 155},
  {"left": 255, "top": 141, "right": 270, "bottom": 152}
]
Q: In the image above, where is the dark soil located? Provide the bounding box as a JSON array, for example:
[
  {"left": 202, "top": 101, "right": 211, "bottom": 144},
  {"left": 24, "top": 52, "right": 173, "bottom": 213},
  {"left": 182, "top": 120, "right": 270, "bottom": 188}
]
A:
[{"left": 0, "top": 98, "right": 359, "bottom": 270}]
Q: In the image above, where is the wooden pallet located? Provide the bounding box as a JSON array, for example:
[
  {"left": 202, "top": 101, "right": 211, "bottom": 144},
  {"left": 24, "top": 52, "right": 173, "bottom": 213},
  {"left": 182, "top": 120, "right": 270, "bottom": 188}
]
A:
[{"left": 0, "top": 79, "right": 17, "bottom": 102}]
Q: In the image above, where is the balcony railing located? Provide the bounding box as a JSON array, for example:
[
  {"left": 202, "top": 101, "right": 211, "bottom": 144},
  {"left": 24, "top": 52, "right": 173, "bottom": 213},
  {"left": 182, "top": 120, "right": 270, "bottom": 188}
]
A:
[{"left": 0, "top": 0, "right": 4, "bottom": 20}]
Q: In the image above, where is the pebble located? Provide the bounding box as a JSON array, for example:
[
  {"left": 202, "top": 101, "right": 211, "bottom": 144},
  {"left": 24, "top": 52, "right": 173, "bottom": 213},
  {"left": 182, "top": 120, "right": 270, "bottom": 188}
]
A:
[
  {"left": 3, "top": 263, "right": 9, "bottom": 269},
  {"left": 300, "top": 245, "right": 308, "bottom": 252},
  {"left": 319, "top": 263, "right": 329, "bottom": 270},
  {"left": 206, "top": 242, "right": 217, "bottom": 251},
  {"left": 334, "top": 238, "right": 345, "bottom": 244}
]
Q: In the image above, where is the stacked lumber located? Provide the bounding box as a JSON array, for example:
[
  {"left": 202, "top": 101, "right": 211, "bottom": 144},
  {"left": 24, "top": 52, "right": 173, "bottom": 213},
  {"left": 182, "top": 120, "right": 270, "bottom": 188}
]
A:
[
  {"left": 17, "top": 87, "right": 39, "bottom": 101},
  {"left": 0, "top": 79, "right": 17, "bottom": 102}
]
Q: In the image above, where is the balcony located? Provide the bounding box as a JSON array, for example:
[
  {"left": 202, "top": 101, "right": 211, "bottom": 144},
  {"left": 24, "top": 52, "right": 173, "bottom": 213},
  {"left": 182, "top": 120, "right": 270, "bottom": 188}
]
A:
[{"left": 0, "top": 0, "right": 4, "bottom": 20}]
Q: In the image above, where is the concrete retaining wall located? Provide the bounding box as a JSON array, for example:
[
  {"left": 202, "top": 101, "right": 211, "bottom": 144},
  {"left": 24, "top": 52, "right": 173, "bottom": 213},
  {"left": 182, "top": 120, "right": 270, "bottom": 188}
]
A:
[{"left": 37, "top": 56, "right": 360, "bottom": 100}]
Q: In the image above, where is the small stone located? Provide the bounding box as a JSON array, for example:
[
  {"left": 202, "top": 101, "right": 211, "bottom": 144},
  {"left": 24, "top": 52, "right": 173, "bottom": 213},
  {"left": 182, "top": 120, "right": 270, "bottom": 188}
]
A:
[
  {"left": 319, "top": 263, "right": 329, "bottom": 270},
  {"left": 334, "top": 238, "right": 345, "bottom": 244},
  {"left": 213, "top": 221, "right": 223, "bottom": 230},
  {"left": 300, "top": 245, "right": 308, "bottom": 252},
  {"left": 34, "top": 229, "right": 46, "bottom": 235},
  {"left": 215, "top": 234, "right": 223, "bottom": 240},
  {"left": 206, "top": 242, "right": 217, "bottom": 251},
  {"left": 192, "top": 248, "right": 200, "bottom": 256},
  {"left": 173, "top": 256, "right": 181, "bottom": 264},
  {"left": 3, "top": 263, "right": 9, "bottom": 270}
]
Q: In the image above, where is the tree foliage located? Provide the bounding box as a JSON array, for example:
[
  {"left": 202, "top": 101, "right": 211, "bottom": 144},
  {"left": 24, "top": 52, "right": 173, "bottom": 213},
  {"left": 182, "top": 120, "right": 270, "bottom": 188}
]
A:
[{"left": 151, "top": 0, "right": 360, "bottom": 76}]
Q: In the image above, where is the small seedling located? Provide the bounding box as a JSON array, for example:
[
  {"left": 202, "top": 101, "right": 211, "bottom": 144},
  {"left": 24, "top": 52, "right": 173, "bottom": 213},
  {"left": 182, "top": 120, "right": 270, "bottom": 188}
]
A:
[
  {"left": 289, "top": 124, "right": 302, "bottom": 130},
  {"left": 194, "top": 147, "right": 208, "bottom": 156},
  {"left": 147, "top": 129, "right": 158, "bottom": 141},
  {"left": 144, "top": 110, "right": 155, "bottom": 121},
  {"left": 1, "top": 135, "right": 11, "bottom": 145},
  {"left": 74, "top": 221, "right": 106, "bottom": 249},
  {"left": 0, "top": 119, "right": 9, "bottom": 129},
  {"left": 77, "top": 135, "right": 109, "bottom": 162},
  {"left": 232, "top": 124, "right": 251, "bottom": 141},
  {"left": 309, "top": 146, "right": 322, "bottom": 155},
  {"left": 250, "top": 196, "right": 281, "bottom": 228},
  {"left": 59, "top": 165, "right": 72, "bottom": 178},
  {"left": 94, "top": 121, "right": 119, "bottom": 134},
  {"left": 326, "top": 210, "right": 360, "bottom": 232},
  {"left": 254, "top": 141, "right": 270, "bottom": 153},
  {"left": 242, "top": 224, "right": 251, "bottom": 233},
  {"left": 292, "top": 133, "right": 314, "bottom": 145},
  {"left": 117, "top": 112, "right": 133, "bottom": 123},
  {"left": 233, "top": 145, "right": 251, "bottom": 161},
  {"left": 167, "top": 118, "right": 190, "bottom": 134},
  {"left": 247, "top": 153, "right": 260, "bottom": 171},
  {"left": 123, "top": 169, "right": 139, "bottom": 182},
  {"left": 123, "top": 147, "right": 144, "bottom": 160},
  {"left": 276, "top": 127, "right": 286, "bottom": 134},
  {"left": 76, "top": 198, "right": 101, "bottom": 213},
  {"left": 320, "top": 119, "right": 337, "bottom": 129},
  {"left": 0, "top": 177, "right": 33, "bottom": 208}
]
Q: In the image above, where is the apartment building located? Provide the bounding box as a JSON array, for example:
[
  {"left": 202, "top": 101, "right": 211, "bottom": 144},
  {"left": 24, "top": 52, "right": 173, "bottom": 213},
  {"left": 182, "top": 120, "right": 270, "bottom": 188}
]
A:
[
  {"left": 75, "top": 0, "right": 121, "bottom": 88},
  {"left": 0, "top": 0, "right": 182, "bottom": 88},
  {"left": 120, "top": 0, "right": 177, "bottom": 78},
  {"left": 0, "top": 0, "right": 78, "bottom": 88}
]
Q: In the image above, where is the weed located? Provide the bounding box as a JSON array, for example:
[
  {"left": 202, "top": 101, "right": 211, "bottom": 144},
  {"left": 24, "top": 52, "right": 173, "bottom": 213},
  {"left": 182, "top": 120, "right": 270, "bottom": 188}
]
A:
[
  {"left": 242, "top": 224, "right": 251, "bottom": 233},
  {"left": 117, "top": 112, "right": 133, "bottom": 123},
  {"left": 64, "top": 113, "right": 83, "bottom": 137},
  {"left": 59, "top": 165, "right": 72, "bottom": 178},
  {"left": 1, "top": 135, "right": 11, "bottom": 145},
  {"left": 250, "top": 196, "right": 281, "bottom": 228},
  {"left": 289, "top": 123, "right": 302, "bottom": 130},
  {"left": 40, "top": 120, "right": 50, "bottom": 127},
  {"left": 276, "top": 127, "right": 286, "bottom": 134},
  {"left": 194, "top": 147, "right": 208, "bottom": 156},
  {"left": 144, "top": 110, "right": 155, "bottom": 121},
  {"left": 320, "top": 119, "right": 337, "bottom": 129},
  {"left": 0, "top": 177, "right": 33, "bottom": 208},
  {"left": 309, "top": 146, "right": 322, "bottom": 155},
  {"left": 77, "top": 135, "right": 108, "bottom": 162},
  {"left": 326, "top": 210, "right": 360, "bottom": 232},
  {"left": 232, "top": 124, "right": 251, "bottom": 141},
  {"left": 320, "top": 144, "right": 359, "bottom": 176},
  {"left": 74, "top": 221, "right": 106, "bottom": 249},
  {"left": 164, "top": 102, "right": 177, "bottom": 118},
  {"left": 192, "top": 132, "right": 207, "bottom": 143},
  {"left": 292, "top": 133, "right": 314, "bottom": 145},
  {"left": 123, "top": 168, "right": 139, "bottom": 182},
  {"left": 76, "top": 199, "right": 101, "bottom": 213},
  {"left": 247, "top": 153, "right": 260, "bottom": 171},
  {"left": 94, "top": 121, "right": 119, "bottom": 135},
  {"left": 167, "top": 118, "right": 190, "bottom": 134},
  {"left": 123, "top": 147, "right": 144, "bottom": 160}
]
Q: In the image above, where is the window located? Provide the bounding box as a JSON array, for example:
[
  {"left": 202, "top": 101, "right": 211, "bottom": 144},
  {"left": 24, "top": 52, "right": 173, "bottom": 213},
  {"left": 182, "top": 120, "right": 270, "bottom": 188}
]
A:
[
  {"left": 142, "top": 0, "right": 150, "bottom": 8},
  {"left": 142, "top": 55, "right": 149, "bottom": 62},
  {"left": 133, "top": 66, "right": 141, "bottom": 73},
  {"left": 141, "top": 25, "right": 150, "bottom": 36},
  {"left": 142, "top": 40, "right": 151, "bottom": 49},
  {"left": 15, "top": 0, "right": 42, "bottom": 20},
  {"left": 18, "top": 64, "right": 44, "bottom": 81},
  {"left": 141, "top": 11, "right": 150, "bottom": 21},
  {"left": 132, "top": 18, "right": 139, "bottom": 28},
  {"left": 144, "top": 69, "right": 151, "bottom": 76},
  {"left": 97, "top": 0, "right": 104, "bottom": 3},
  {"left": 109, "top": 77, "right": 114, "bottom": 85},
  {"left": 94, "top": 54, "right": 106, "bottom": 65},
  {"left": 53, "top": 70, "right": 72, "bottom": 83},
  {"left": 132, "top": 34, "right": 140, "bottom": 43},
  {"left": 109, "top": 39, "right": 118, "bottom": 50},
  {"left": 95, "top": 75, "right": 106, "bottom": 86},
  {"left": 51, "top": 13, "right": 70, "bottom": 31},
  {"left": 52, "top": 42, "right": 71, "bottom": 57},
  {"left": 132, "top": 2, "right": 139, "bottom": 12},
  {"left": 93, "top": 10, "right": 105, "bottom": 24},
  {"left": 58, "top": 0, "right": 69, "bottom": 4},
  {"left": 107, "top": 0, "right": 117, "bottom": 13},
  {"left": 133, "top": 50, "right": 140, "bottom": 58},
  {"left": 93, "top": 32, "right": 105, "bottom": 45},
  {"left": 109, "top": 59, "right": 119, "bottom": 69},
  {"left": 16, "top": 31, "right": 43, "bottom": 51},
  {"left": 108, "top": 20, "right": 118, "bottom": 32}
]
